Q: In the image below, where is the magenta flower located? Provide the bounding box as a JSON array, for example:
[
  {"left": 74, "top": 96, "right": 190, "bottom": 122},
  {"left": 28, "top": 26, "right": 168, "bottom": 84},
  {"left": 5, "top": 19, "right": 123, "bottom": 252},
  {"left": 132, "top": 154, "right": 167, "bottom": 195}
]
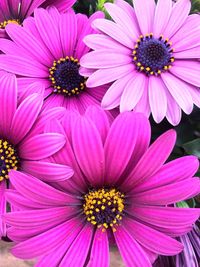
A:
[
  {"left": 4, "top": 107, "right": 200, "bottom": 266},
  {"left": 0, "top": 8, "right": 110, "bottom": 114},
  {"left": 0, "top": 72, "right": 73, "bottom": 238},
  {"left": 81, "top": 0, "right": 200, "bottom": 125},
  {"left": 0, "top": 0, "right": 75, "bottom": 38}
]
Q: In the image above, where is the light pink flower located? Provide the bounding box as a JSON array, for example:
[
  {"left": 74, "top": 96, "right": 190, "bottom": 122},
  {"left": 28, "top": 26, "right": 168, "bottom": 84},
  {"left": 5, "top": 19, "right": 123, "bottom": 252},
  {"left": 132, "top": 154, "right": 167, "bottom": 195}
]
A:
[
  {"left": 81, "top": 0, "right": 200, "bottom": 125},
  {"left": 4, "top": 107, "right": 200, "bottom": 266}
]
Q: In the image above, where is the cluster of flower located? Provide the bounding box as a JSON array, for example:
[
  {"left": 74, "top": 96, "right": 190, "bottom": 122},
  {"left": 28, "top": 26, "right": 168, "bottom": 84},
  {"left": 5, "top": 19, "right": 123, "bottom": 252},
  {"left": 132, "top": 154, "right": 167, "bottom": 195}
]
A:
[{"left": 0, "top": 0, "right": 199, "bottom": 266}]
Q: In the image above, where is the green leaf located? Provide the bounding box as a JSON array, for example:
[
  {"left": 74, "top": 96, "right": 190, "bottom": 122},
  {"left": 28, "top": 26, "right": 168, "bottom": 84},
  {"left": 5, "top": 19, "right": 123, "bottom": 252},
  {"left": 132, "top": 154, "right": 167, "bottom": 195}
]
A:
[{"left": 182, "top": 138, "right": 200, "bottom": 157}]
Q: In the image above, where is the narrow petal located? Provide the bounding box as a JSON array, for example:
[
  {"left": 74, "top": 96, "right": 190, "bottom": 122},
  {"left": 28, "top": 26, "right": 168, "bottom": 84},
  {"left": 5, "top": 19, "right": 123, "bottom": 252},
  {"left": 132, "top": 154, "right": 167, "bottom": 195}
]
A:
[
  {"left": 134, "top": 0, "right": 155, "bottom": 35},
  {"left": 11, "top": 218, "right": 82, "bottom": 259},
  {"left": 163, "top": 0, "right": 191, "bottom": 38},
  {"left": 59, "top": 10, "right": 77, "bottom": 56},
  {"left": 174, "top": 46, "right": 200, "bottom": 59},
  {"left": 161, "top": 72, "right": 193, "bottom": 114},
  {"left": 21, "top": 161, "right": 74, "bottom": 182},
  {"left": 101, "top": 73, "right": 133, "bottom": 110},
  {"left": 34, "top": 8, "right": 62, "bottom": 59},
  {"left": 87, "top": 229, "right": 109, "bottom": 267},
  {"left": 148, "top": 76, "right": 167, "bottom": 123},
  {"left": 85, "top": 106, "right": 110, "bottom": 144},
  {"left": 19, "top": 133, "right": 66, "bottom": 160},
  {"left": 170, "top": 60, "right": 200, "bottom": 87},
  {"left": 0, "top": 55, "right": 48, "bottom": 77},
  {"left": 132, "top": 177, "right": 200, "bottom": 205},
  {"left": 59, "top": 224, "right": 93, "bottom": 267},
  {"left": 9, "top": 170, "right": 79, "bottom": 206},
  {"left": 0, "top": 73, "right": 17, "bottom": 137},
  {"left": 72, "top": 116, "right": 105, "bottom": 187},
  {"left": 42, "top": 0, "right": 76, "bottom": 12},
  {"left": 81, "top": 50, "right": 131, "bottom": 69},
  {"left": 123, "top": 130, "right": 176, "bottom": 189},
  {"left": 86, "top": 64, "right": 134, "bottom": 88},
  {"left": 104, "top": 3, "right": 139, "bottom": 40},
  {"left": 133, "top": 156, "right": 199, "bottom": 193},
  {"left": 0, "top": 181, "right": 7, "bottom": 237},
  {"left": 124, "top": 219, "right": 183, "bottom": 255},
  {"left": 114, "top": 225, "right": 151, "bottom": 267},
  {"left": 153, "top": 0, "right": 172, "bottom": 37},
  {"left": 92, "top": 19, "right": 133, "bottom": 49},
  {"left": 104, "top": 112, "right": 148, "bottom": 185},
  {"left": 120, "top": 73, "right": 146, "bottom": 112},
  {"left": 10, "top": 93, "right": 43, "bottom": 144}
]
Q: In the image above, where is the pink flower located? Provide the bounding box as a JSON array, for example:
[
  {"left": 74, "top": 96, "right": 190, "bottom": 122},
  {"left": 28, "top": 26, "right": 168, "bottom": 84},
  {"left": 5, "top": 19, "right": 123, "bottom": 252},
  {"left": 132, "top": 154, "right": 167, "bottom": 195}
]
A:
[
  {"left": 4, "top": 107, "right": 200, "bottom": 266},
  {"left": 81, "top": 0, "right": 200, "bottom": 125},
  {"left": 0, "top": 72, "right": 73, "bottom": 238},
  {"left": 0, "top": 8, "right": 111, "bottom": 115},
  {"left": 0, "top": 0, "right": 75, "bottom": 38}
]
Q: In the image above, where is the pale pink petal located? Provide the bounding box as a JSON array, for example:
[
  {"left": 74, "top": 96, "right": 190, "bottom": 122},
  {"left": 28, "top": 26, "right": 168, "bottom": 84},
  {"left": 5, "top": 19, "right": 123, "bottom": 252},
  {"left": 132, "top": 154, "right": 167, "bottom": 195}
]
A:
[
  {"left": 161, "top": 72, "right": 193, "bottom": 114},
  {"left": 101, "top": 73, "right": 133, "bottom": 110},
  {"left": 174, "top": 46, "right": 200, "bottom": 59},
  {"left": 120, "top": 72, "right": 146, "bottom": 112},
  {"left": 153, "top": 0, "right": 172, "bottom": 37},
  {"left": 92, "top": 19, "right": 134, "bottom": 49},
  {"left": 134, "top": 0, "right": 155, "bottom": 35},
  {"left": 72, "top": 116, "right": 105, "bottom": 187},
  {"left": 104, "top": 3, "right": 139, "bottom": 40},
  {"left": 163, "top": 0, "right": 191, "bottom": 38},
  {"left": 86, "top": 64, "right": 134, "bottom": 88},
  {"left": 133, "top": 81, "right": 151, "bottom": 117},
  {"left": 148, "top": 76, "right": 167, "bottom": 123},
  {"left": 171, "top": 14, "right": 200, "bottom": 51},
  {"left": 114, "top": 225, "right": 151, "bottom": 267},
  {"left": 87, "top": 229, "right": 109, "bottom": 267},
  {"left": 189, "top": 86, "right": 200, "bottom": 108},
  {"left": 124, "top": 219, "right": 183, "bottom": 255},
  {"left": 81, "top": 50, "right": 132, "bottom": 69},
  {"left": 170, "top": 60, "right": 200, "bottom": 87}
]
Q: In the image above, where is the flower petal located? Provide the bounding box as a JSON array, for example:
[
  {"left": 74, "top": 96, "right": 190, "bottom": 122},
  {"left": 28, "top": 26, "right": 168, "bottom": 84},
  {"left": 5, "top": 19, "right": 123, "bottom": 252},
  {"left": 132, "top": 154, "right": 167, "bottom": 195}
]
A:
[
  {"left": 114, "top": 225, "right": 151, "bottom": 267},
  {"left": 134, "top": 0, "right": 155, "bottom": 35},
  {"left": 148, "top": 76, "right": 167, "bottom": 123},
  {"left": 72, "top": 116, "right": 105, "bottom": 187},
  {"left": 124, "top": 219, "right": 183, "bottom": 255},
  {"left": 19, "top": 133, "right": 66, "bottom": 160},
  {"left": 153, "top": 0, "right": 172, "bottom": 37},
  {"left": 87, "top": 229, "right": 109, "bottom": 267}
]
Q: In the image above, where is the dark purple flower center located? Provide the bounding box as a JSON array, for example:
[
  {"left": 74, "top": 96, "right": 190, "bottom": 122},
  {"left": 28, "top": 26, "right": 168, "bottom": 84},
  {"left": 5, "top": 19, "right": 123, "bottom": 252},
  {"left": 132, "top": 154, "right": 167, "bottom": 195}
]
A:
[
  {"left": 83, "top": 188, "right": 125, "bottom": 232},
  {"left": 49, "top": 57, "right": 86, "bottom": 97},
  {"left": 0, "top": 139, "right": 19, "bottom": 182},
  {"left": 0, "top": 19, "right": 20, "bottom": 29},
  {"left": 133, "top": 34, "right": 174, "bottom": 76}
]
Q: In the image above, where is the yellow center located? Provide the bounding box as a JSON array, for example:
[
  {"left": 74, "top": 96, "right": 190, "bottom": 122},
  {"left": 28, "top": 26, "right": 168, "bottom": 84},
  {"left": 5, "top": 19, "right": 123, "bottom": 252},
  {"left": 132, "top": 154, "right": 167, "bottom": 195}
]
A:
[
  {"left": 0, "top": 19, "right": 20, "bottom": 29},
  {"left": 83, "top": 188, "right": 125, "bottom": 232},
  {"left": 0, "top": 139, "right": 19, "bottom": 181}
]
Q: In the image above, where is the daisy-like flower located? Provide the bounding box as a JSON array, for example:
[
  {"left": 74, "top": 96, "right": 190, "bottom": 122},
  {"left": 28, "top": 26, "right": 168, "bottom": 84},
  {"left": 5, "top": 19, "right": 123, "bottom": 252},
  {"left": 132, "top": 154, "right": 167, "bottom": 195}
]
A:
[
  {"left": 81, "top": 0, "right": 200, "bottom": 125},
  {"left": 0, "top": 8, "right": 110, "bottom": 114},
  {"left": 0, "top": 72, "right": 73, "bottom": 238},
  {"left": 4, "top": 107, "right": 200, "bottom": 266},
  {"left": 0, "top": 0, "right": 75, "bottom": 38}
]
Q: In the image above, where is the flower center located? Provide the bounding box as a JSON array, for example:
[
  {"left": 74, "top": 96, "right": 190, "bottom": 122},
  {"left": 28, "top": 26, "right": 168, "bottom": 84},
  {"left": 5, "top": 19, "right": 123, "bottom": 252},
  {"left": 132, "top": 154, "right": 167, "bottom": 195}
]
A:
[
  {"left": 49, "top": 56, "right": 86, "bottom": 96},
  {"left": 0, "top": 139, "right": 19, "bottom": 181},
  {"left": 133, "top": 34, "right": 174, "bottom": 76},
  {"left": 83, "top": 188, "right": 125, "bottom": 232},
  {"left": 0, "top": 19, "right": 20, "bottom": 29}
]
